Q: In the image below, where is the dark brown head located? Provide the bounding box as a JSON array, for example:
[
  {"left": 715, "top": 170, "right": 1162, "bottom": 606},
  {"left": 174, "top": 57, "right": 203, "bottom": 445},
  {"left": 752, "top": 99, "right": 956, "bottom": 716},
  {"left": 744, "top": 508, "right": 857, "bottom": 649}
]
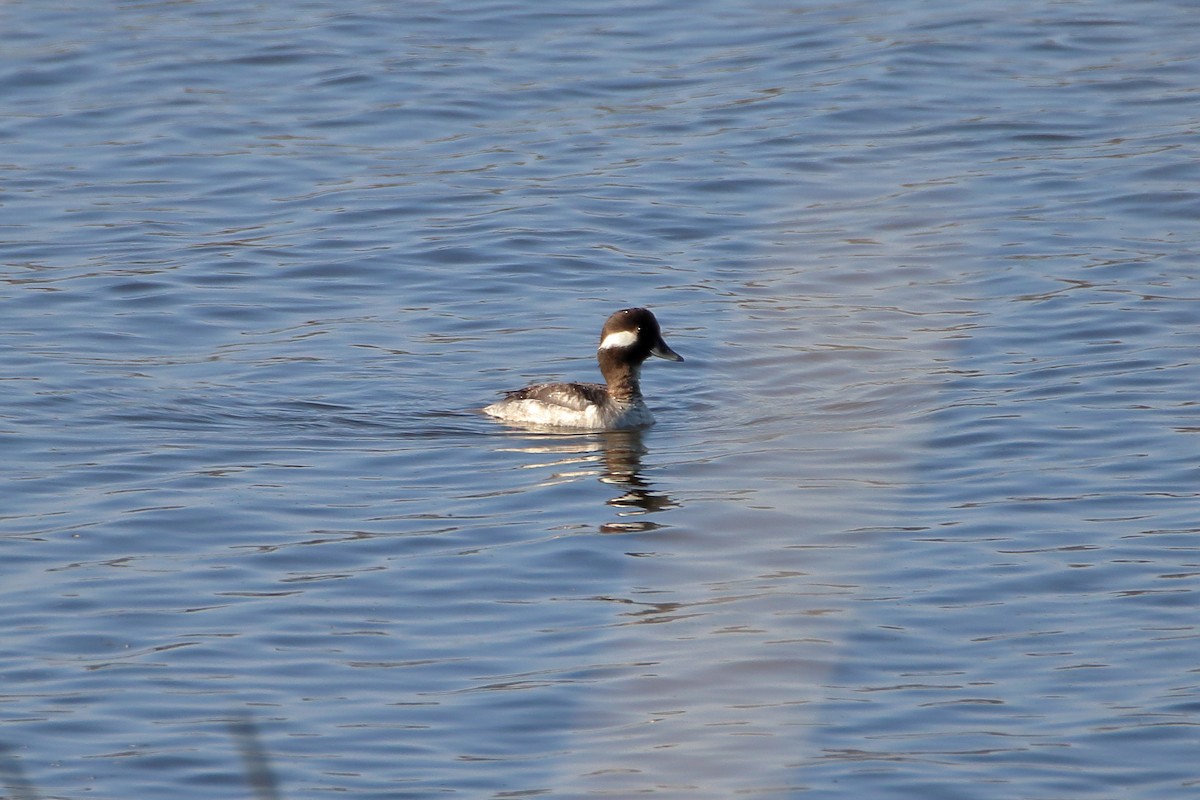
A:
[
  {"left": 594, "top": 307, "right": 682, "bottom": 401},
  {"left": 597, "top": 307, "right": 684, "bottom": 364},
  {"left": 592, "top": 309, "right": 681, "bottom": 395}
]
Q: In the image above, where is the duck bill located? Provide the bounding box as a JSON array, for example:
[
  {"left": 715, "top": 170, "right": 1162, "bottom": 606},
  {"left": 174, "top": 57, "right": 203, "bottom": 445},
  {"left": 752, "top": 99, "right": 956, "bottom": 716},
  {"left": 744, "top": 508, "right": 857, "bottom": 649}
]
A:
[{"left": 650, "top": 338, "right": 684, "bottom": 362}]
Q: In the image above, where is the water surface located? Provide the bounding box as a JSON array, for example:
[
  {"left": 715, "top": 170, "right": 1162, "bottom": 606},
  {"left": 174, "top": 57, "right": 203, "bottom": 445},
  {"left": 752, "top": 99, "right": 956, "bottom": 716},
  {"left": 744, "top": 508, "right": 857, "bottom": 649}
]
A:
[{"left": 2, "top": 1, "right": 1199, "bottom": 798}]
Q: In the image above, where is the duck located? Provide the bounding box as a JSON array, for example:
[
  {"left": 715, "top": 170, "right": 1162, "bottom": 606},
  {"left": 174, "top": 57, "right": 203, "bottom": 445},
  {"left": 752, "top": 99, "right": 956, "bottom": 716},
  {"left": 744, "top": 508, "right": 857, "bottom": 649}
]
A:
[{"left": 483, "top": 307, "right": 683, "bottom": 431}]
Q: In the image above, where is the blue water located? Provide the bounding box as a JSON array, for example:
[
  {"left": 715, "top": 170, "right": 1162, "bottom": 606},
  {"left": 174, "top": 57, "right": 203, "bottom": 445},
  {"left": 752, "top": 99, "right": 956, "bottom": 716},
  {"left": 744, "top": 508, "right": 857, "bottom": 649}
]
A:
[{"left": 3, "top": 1, "right": 1199, "bottom": 798}]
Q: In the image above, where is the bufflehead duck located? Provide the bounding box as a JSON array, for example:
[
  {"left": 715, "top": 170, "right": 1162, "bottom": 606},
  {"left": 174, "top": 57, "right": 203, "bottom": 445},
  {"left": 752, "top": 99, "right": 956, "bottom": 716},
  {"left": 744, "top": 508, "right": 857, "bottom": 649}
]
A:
[{"left": 484, "top": 307, "right": 684, "bottom": 431}]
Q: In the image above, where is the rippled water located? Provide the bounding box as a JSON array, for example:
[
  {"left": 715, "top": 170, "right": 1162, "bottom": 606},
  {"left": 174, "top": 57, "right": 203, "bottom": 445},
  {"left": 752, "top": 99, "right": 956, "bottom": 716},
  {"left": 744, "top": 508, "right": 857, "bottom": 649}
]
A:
[{"left": 3, "top": 1, "right": 1199, "bottom": 798}]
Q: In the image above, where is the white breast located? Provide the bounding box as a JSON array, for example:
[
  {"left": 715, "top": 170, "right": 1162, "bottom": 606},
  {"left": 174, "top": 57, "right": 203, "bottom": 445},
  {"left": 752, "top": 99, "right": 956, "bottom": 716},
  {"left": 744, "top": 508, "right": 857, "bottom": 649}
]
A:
[{"left": 484, "top": 396, "right": 655, "bottom": 430}]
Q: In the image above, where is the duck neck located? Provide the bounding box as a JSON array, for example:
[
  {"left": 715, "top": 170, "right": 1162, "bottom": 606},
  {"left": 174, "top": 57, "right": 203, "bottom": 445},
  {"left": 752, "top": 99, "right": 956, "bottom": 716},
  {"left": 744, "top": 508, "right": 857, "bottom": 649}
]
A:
[{"left": 598, "top": 351, "right": 643, "bottom": 403}]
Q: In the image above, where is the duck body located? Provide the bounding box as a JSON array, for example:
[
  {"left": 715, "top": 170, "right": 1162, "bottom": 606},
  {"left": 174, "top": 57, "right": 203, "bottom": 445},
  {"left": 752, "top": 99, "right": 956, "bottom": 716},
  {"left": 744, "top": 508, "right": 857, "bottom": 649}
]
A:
[{"left": 484, "top": 307, "right": 683, "bottom": 431}]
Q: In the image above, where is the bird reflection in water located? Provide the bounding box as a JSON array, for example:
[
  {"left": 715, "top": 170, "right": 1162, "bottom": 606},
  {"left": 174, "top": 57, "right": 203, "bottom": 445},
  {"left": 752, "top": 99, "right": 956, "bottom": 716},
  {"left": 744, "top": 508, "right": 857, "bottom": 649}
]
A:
[
  {"left": 595, "top": 430, "right": 676, "bottom": 533},
  {"left": 493, "top": 428, "right": 676, "bottom": 533}
]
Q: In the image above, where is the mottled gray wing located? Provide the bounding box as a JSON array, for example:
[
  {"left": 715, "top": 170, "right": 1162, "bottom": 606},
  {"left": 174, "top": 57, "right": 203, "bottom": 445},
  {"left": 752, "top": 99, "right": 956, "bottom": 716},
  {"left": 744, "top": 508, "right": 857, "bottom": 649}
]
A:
[{"left": 501, "top": 382, "right": 606, "bottom": 412}]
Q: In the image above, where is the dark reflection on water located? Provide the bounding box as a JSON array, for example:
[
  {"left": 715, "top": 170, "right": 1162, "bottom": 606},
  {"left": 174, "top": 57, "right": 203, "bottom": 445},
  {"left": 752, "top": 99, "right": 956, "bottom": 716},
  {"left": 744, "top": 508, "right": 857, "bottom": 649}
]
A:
[
  {"left": 490, "top": 427, "right": 678, "bottom": 533},
  {"left": 3, "top": 0, "right": 1200, "bottom": 798}
]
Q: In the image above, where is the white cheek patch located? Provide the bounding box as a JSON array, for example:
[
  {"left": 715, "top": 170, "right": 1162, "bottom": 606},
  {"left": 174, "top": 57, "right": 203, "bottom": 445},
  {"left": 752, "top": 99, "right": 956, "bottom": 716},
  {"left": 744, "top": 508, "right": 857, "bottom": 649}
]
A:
[{"left": 599, "top": 329, "right": 638, "bottom": 350}]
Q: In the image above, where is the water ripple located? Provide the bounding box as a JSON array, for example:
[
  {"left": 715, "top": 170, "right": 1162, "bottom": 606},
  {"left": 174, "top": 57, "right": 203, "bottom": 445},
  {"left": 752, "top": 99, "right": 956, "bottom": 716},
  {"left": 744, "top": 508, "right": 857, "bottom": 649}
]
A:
[{"left": 2, "top": 1, "right": 1199, "bottom": 798}]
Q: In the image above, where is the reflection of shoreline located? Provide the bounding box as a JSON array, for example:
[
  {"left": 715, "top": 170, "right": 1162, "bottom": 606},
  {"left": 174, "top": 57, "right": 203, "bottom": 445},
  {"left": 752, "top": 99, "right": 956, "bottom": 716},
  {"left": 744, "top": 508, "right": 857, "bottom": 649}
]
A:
[{"left": 492, "top": 428, "right": 676, "bottom": 532}]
